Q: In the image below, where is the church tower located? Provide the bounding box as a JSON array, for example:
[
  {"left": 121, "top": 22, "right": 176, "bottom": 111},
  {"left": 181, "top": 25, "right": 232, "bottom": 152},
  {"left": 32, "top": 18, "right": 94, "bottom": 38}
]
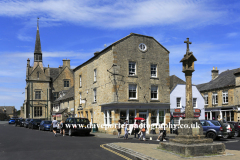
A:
[{"left": 33, "top": 18, "right": 43, "bottom": 70}]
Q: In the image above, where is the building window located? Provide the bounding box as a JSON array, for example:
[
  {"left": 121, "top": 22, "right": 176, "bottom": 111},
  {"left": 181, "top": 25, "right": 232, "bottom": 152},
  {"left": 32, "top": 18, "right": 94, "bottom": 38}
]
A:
[
  {"left": 34, "top": 107, "right": 42, "bottom": 117},
  {"left": 212, "top": 93, "right": 218, "bottom": 105},
  {"left": 129, "top": 84, "right": 137, "bottom": 99},
  {"left": 129, "top": 62, "right": 136, "bottom": 76},
  {"left": 93, "top": 88, "right": 97, "bottom": 102},
  {"left": 104, "top": 110, "right": 112, "bottom": 125},
  {"left": 151, "top": 86, "right": 158, "bottom": 100},
  {"left": 151, "top": 110, "right": 157, "bottom": 123},
  {"left": 120, "top": 110, "right": 126, "bottom": 122},
  {"left": 94, "top": 69, "right": 97, "bottom": 82},
  {"left": 129, "top": 110, "right": 135, "bottom": 124},
  {"left": 35, "top": 54, "right": 42, "bottom": 61},
  {"left": 64, "top": 80, "right": 69, "bottom": 87},
  {"left": 176, "top": 98, "right": 181, "bottom": 108},
  {"left": 79, "top": 93, "right": 82, "bottom": 104},
  {"left": 53, "top": 92, "right": 58, "bottom": 101},
  {"left": 204, "top": 94, "right": 208, "bottom": 105},
  {"left": 35, "top": 91, "right": 41, "bottom": 99},
  {"left": 151, "top": 64, "right": 157, "bottom": 77},
  {"left": 193, "top": 98, "right": 197, "bottom": 108},
  {"left": 222, "top": 91, "right": 228, "bottom": 104},
  {"left": 159, "top": 110, "right": 165, "bottom": 123},
  {"left": 79, "top": 75, "right": 82, "bottom": 87}
]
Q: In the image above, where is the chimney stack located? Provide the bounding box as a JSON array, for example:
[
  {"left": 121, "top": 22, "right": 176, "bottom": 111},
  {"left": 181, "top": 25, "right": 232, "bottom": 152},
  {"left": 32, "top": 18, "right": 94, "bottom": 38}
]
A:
[
  {"left": 62, "top": 59, "right": 70, "bottom": 68},
  {"left": 211, "top": 67, "right": 219, "bottom": 80},
  {"left": 27, "top": 58, "right": 30, "bottom": 67}
]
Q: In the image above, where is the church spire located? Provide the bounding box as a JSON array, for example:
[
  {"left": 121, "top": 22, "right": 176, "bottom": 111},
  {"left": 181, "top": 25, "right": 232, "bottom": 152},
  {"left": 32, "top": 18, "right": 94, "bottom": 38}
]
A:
[{"left": 34, "top": 18, "right": 42, "bottom": 54}]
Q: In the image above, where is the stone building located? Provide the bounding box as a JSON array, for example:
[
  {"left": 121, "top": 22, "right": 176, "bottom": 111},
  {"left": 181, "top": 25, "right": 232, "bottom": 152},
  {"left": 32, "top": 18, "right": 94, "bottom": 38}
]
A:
[
  {"left": 0, "top": 106, "right": 17, "bottom": 119},
  {"left": 170, "top": 75, "right": 204, "bottom": 125},
  {"left": 73, "top": 33, "right": 170, "bottom": 134},
  {"left": 197, "top": 67, "right": 240, "bottom": 122},
  {"left": 52, "top": 87, "right": 74, "bottom": 121},
  {"left": 22, "top": 21, "right": 74, "bottom": 120}
]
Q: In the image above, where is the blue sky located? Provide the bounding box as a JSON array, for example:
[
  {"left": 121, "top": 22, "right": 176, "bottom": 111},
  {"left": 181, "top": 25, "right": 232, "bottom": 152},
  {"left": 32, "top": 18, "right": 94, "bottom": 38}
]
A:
[{"left": 0, "top": 0, "right": 240, "bottom": 110}]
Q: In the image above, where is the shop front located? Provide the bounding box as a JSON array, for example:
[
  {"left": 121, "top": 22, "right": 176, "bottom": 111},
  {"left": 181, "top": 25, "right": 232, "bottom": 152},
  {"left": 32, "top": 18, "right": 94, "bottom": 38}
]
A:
[
  {"left": 172, "top": 108, "right": 201, "bottom": 125},
  {"left": 205, "top": 106, "right": 237, "bottom": 122}
]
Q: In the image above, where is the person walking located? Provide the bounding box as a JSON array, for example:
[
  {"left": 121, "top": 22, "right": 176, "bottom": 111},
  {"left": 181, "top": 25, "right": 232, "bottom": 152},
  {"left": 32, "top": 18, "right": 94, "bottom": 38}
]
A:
[
  {"left": 117, "top": 120, "right": 122, "bottom": 138},
  {"left": 60, "top": 120, "right": 65, "bottom": 136},
  {"left": 139, "top": 120, "right": 147, "bottom": 141},
  {"left": 124, "top": 120, "right": 129, "bottom": 139},
  {"left": 52, "top": 117, "right": 58, "bottom": 137},
  {"left": 133, "top": 120, "right": 140, "bottom": 139},
  {"left": 156, "top": 122, "right": 166, "bottom": 141}
]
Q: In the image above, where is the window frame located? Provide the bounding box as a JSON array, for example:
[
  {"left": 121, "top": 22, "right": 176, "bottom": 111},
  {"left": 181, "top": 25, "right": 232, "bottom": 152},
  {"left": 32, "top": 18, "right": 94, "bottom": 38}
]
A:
[
  {"left": 150, "top": 64, "right": 157, "bottom": 77},
  {"left": 94, "top": 69, "right": 97, "bottom": 82},
  {"left": 212, "top": 93, "right": 218, "bottom": 105},
  {"left": 64, "top": 80, "right": 70, "bottom": 87},
  {"left": 204, "top": 94, "right": 208, "bottom": 105},
  {"left": 151, "top": 85, "right": 158, "bottom": 100},
  {"left": 35, "top": 91, "right": 41, "bottom": 100},
  {"left": 129, "top": 84, "right": 137, "bottom": 99},
  {"left": 79, "top": 75, "right": 82, "bottom": 87},
  {"left": 129, "top": 61, "right": 136, "bottom": 76},
  {"left": 93, "top": 88, "right": 97, "bottom": 102},
  {"left": 176, "top": 97, "right": 181, "bottom": 108},
  {"left": 193, "top": 98, "right": 197, "bottom": 108},
  {"left": 34, "top": 106, "right": 42, "bottom": 117},
  {"left": 222, "top": 91, "right": 228, "bottom": 104}
]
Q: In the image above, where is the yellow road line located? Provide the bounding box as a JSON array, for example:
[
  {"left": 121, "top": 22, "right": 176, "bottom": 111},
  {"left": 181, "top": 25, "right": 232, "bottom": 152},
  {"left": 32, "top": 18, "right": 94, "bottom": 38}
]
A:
[{"left": 100, "top": 144, "right": 132, "bottom": 160}]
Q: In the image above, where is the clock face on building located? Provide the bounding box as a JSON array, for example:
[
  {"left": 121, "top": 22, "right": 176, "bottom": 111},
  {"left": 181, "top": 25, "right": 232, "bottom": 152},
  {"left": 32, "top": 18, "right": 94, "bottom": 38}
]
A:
[{"left": 139, "top": 43, "right": 147, "bottom": 52}]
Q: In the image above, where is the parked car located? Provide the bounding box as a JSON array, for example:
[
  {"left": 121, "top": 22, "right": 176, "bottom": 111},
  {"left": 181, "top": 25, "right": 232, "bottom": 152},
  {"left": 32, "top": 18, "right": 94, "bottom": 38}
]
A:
[
  {"left": 223, "top": 123, "right": 235, "bottom": 138},
  {"left": 28, "top": 119, "right": 42, "bottom": 129},
  {"left": 200, "top": 120, "right": 227, "bottom": 140},
  {"left": 39, "top": 120, "right": 52, "bottom": 131},
  {"left": 8, "top": 118, "right": 16, "bottom": 124},
  {"left": 24, "top": 119, "right": 31, "bottom": 128},
  {"left": 15, "top": 119, "right": 25, "bottom": 127},
  {"left": 228, "top": 121, "right": 240, "bottom": 137},
  {"left": 50, "top": 120, "right": 60, "bottom": 133},
  {"left": 64, "top": 118, "right": 91, "bottom": 136}
]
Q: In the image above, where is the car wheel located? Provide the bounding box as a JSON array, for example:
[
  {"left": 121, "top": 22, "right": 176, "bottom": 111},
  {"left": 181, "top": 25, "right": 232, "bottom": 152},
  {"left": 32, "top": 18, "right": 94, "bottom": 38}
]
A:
[
  {"left": 69, "top": 129, "right": 72, "bottom": 136},
  {"left": 235, "top": 131, "right": 240, "bottom": 137},
  {"left": 207, "top": 132, "right": 217, "bottom": 140}
]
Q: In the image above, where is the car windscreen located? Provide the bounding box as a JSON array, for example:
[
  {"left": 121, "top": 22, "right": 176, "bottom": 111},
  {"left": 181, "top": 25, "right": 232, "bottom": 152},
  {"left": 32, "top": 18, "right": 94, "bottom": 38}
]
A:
[
  {"left": 44, "top": 121, "right": 52, "bottom": 124},
  {"left": 211, "top": 121, "right": 220, "bottom": 126},
  {"left": 75, "top": 119, "right": 89, "bottom": 124}
]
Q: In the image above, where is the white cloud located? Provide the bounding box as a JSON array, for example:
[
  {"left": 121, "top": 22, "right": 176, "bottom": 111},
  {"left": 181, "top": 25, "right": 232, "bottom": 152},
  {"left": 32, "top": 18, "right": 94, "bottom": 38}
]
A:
[
  {"left": 226, "top": 32, "right": 238, "bottom": 38},
  {"left": 0, "top": 0, "right": 238, "bottom": 29}
]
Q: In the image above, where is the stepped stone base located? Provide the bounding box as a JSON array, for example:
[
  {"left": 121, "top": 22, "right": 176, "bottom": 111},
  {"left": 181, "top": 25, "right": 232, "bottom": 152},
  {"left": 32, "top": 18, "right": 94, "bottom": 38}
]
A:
[{"left": 160, "top": 142, "right": 225, "bottom": 157}]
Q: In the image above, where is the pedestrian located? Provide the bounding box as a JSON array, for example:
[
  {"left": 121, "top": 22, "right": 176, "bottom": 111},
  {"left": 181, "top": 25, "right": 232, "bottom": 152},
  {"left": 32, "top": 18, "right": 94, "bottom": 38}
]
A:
[
  {"left": 124, "top": 119, "right": 129, "bottom": 139},
  {"left": 139, "top": 120, "right": 147, "bottom": 141},
  {"left": 60, "top": 120, "right": 65, "bottom": 136},
  {"left": 117, "top": 120, "right": 121, "bottom": 138},
  {"left": 156, "top": 122, "right": 166, "bottom": 141},
  {"left": 52, "top": 117, "right": 58, "bottom": 137},
  {"left": 133, "top": 120, "right": 140, "bottom": 139}
]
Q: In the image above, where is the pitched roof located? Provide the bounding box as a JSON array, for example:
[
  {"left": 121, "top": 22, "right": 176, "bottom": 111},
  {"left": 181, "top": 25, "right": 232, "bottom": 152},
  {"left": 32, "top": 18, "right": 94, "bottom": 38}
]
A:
[
  {"left": 170, "top": 75, "right": 186, "bottom": 92},
  {"left": 73, "top": 33, "right": 170, "bottom": 71},
  {"left": 197, "top": 68, "right": 239, "bottom": 92},
  {"left": 49, "top": 68, "right": 60, "bottom": 81},
  {"left": 55, "top": 87, "right": 74, "bottom": 102},
  {"left": 0, "top": 106, "right": 15, "bottom": 115}
]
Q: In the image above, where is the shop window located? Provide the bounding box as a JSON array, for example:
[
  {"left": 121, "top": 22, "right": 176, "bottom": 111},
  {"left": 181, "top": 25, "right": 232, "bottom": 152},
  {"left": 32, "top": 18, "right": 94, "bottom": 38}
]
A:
[
  {"left": 120, "top": 110, "right": 127, "bottom": 122},
  {"left": 159, "top": 110, "right": 165, "bottom": 123},
  {"left": 151, "top": 110, "right": 157, "bottom": 123},
  {"left": 129, "top": 110, "right": 135, "bottom": 124}
]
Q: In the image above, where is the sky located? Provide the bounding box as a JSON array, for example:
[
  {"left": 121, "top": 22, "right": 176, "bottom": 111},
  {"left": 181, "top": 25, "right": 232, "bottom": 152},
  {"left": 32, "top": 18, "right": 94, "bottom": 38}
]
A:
[{"left": 0, "top": 0, "right": 240, "bottom": 110}]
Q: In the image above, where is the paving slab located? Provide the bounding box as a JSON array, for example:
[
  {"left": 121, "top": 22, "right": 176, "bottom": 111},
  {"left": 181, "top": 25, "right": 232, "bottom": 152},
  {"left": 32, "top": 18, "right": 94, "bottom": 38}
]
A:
[{"left": 112, "top": 142, "right": 240, "bottom": 160}]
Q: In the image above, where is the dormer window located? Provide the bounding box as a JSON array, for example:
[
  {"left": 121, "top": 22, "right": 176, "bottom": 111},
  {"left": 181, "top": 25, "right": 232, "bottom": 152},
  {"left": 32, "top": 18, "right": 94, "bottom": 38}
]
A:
[{"left": 64, "top": 80, "right": 69, "bottom": 87}]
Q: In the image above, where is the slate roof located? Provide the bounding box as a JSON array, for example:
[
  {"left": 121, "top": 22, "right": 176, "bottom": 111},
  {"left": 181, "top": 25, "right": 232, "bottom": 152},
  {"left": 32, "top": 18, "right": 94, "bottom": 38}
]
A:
[
  {"left": 34, "top": 25, "right": 42, "bottom": 53},
  {"left": 73, "top": 33, "right": 170, "bottom": 71},
  {"left": 49, "top": 68, "right": 60, "bottom": 81},
  {"left": 197, "top": 68, "right": 239, "bottom": 92},
  {"left": 170, "top": 75, "right": 186, "bottom": 92},
  {"left": 55, "top": 87, "right": 74, "bottom": 102},
  {"left": 0, "top": 106, "right": 16, "bottom": 115}
]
